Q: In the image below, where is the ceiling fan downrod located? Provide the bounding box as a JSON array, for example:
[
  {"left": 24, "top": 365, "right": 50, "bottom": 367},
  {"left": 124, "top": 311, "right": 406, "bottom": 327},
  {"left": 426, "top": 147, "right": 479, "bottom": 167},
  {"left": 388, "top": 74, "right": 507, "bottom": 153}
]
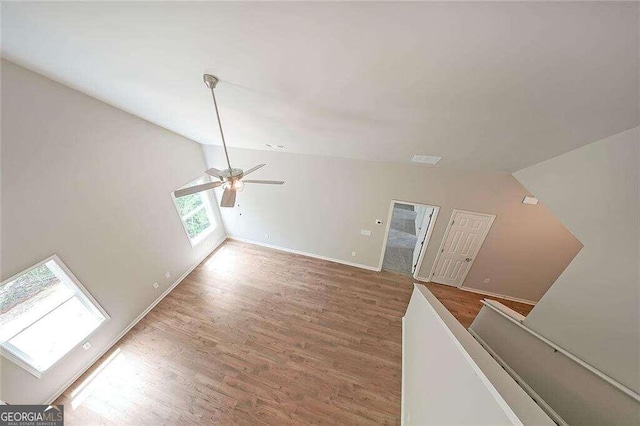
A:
[{"left": 204, "top": 74, "right": 233, "bottom": 173}]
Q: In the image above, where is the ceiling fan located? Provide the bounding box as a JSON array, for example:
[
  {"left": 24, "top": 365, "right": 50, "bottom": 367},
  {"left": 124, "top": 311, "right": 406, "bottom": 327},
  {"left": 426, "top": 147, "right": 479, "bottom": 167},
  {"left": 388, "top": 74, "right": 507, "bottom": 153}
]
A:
[{"left": 174, "top": 74, "right": 284, "bottom": 207}]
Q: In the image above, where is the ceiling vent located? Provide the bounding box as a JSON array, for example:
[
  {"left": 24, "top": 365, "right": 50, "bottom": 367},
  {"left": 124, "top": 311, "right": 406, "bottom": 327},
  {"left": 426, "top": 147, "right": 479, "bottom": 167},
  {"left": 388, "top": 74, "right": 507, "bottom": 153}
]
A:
[{"left": 411, "top": 155, "right": 442, "bottom": 164}]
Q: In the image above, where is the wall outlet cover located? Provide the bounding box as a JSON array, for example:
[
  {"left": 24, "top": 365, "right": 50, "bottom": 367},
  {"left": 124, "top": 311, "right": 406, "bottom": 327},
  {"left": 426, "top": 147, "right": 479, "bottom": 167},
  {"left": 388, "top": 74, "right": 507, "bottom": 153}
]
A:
[
  {"left": 483, "top": 278, "right": 491, "bottom": 284},
  {"left": 351, "top": 251, "right": 357, "bottom": 257},
  {"left": 165, "top": 272, "right": 171, "bottom": 279},
  {"left": 360, "top": 229, "right": 372, "bottom": 236},
  {"left": 82, "top": 342, "right": 91, "bottom": 350},
  {"left": 153, "top": 282, "right": 159, "bottom": 289}
]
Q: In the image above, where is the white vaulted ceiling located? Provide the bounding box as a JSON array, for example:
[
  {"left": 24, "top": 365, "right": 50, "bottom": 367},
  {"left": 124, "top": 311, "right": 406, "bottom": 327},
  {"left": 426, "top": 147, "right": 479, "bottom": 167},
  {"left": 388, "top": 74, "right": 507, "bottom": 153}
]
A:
[{"left": 2, "top": 1, "right": 638, "bottom": 172}]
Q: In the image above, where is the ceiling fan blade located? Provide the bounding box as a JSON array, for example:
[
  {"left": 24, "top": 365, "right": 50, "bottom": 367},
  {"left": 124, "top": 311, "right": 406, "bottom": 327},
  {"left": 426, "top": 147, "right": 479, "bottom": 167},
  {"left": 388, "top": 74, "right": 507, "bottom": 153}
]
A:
[
  {"left": 242, "top": 164, "right": 266, "bottom": 177},
  {"left": 242, "top": 180, "right": 284, "bottom": 185},
  {"left": 204, "top": 167, "right": 224, "bottom": 178},
  {"left": 220, "top": 187, "right": 237, "bottom": 207},
  {"left": 174, "top": 181, "right": 222, "bottom": 197}
]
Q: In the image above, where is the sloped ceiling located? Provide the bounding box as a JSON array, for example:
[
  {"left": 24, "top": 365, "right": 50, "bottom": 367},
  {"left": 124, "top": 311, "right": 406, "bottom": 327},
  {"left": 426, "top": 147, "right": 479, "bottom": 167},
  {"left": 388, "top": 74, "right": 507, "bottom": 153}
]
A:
[{"left": 1, "top": 1, "right": 638, "bottom": 172}]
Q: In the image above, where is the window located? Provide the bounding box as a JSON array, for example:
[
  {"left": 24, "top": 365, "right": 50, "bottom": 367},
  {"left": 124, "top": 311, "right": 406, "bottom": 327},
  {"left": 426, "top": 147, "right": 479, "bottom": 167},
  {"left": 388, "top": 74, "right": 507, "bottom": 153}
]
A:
[
  {"left": 172, "top": 177, "right": 218, "bottom": 246},
  {"left": 0, "top": 256, "right": 109, "bottom": 377}
]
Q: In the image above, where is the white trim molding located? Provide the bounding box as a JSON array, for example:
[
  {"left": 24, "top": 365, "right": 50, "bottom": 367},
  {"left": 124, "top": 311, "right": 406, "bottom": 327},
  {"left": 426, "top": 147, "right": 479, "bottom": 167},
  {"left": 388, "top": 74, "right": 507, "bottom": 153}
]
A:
[
  {"left": 227, "top": 236, "right": 380, "bottom": 271},
  {"left": 0, "top": 255, "right": 111, "bottom": 378},
  {"left": 459, "top": 287, "right": 537, "bottom": 306},
  {"left": 42, "top": 234, "right": 227, "bottom": 405},
  {"left": 170, "top": 175, "right": 220, "bottom": 248},
  {"left": 377, "top": 199, "right": 440, "bottom": 280}
]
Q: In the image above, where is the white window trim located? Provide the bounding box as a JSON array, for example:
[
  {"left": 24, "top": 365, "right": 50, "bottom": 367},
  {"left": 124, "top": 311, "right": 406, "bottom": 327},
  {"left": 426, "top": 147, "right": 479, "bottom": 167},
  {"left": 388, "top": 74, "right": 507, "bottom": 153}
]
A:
[
  {"left": 0, "top": 255, "right": 110, "bottom": 378},
  {"left": 171, "top": 176, "right": 218, "bottom": 247}
]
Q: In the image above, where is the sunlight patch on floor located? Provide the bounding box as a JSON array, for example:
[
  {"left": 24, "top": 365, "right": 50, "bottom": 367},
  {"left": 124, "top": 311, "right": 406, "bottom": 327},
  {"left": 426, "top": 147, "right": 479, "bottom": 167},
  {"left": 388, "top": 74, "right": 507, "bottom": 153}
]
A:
[
  {"left": 203, "top": 246, "right": 238, "bottom": 273},
  {"left": 70, "top": 348, "right": 132, "bottom": 410}
]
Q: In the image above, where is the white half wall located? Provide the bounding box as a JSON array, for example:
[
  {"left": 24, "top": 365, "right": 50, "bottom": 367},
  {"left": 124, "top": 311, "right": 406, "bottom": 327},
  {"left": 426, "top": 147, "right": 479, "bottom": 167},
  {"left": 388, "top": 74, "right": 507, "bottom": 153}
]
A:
[
  {"left": 403, "top": 285, "right": 553, "bottom": 425},
  {"left": 514, "top": 126, "right": 640, "bottom": 393},
  {"left": 203, "top": 145, "right": 582, "bottom": 303},
  {"left": 0, "top": 60, "right": 225, "bottom": 404}
]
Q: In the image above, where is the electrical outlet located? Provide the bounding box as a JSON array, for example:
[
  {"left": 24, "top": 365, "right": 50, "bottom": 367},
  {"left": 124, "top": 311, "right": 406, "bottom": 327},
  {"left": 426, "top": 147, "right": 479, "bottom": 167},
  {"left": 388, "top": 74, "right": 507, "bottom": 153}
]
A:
[
  {"left": 152, "top": 282, "right": 159, "bottom": 289},
  {"left": 351, "top": 251, "right": 357, "bottom": 257},
  {"left": 265, "top": 233, "right": 269, "bottom": 239},
  {"left": 483, "top": 278, "right": 491, "bottom": 284},
  {"left": 82, "top": 342, "right": 91, "bottom": 350},
  {"left": 165, "top": 272, "right": 171, "bottom": 279},
  {"left": 360, "top": 229, "right": 371, "bottom": 236}
]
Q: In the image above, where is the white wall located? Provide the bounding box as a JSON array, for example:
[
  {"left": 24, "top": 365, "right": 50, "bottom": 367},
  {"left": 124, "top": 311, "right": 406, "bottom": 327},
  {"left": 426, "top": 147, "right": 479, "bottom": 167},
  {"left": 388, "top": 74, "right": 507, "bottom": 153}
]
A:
[
  {"left": 514, "top": 126, "right": 640, "bottom": 393},
  {"left": 0, "top": 60, "right": 225, "bottom": 404},
  {"left": 203, "top": 145, "right": 581, "bottom": 303}
]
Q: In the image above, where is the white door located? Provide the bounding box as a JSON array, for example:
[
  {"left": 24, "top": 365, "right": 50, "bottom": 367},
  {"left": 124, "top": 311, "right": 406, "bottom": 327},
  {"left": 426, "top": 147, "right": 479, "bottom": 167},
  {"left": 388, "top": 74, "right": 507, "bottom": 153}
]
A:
[
  {"left": 431, "top": 210, "right": 495, "bottom": 287},
  {"left": 412, "top": 207, "right": 434, "bottom": 273}
]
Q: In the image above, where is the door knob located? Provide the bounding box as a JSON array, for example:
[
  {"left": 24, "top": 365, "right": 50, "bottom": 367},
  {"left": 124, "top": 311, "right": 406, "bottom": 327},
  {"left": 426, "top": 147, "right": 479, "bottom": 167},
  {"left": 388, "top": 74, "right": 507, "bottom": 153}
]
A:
[{"left": 465, "top": 258, "right": 472, "bottom": 262}]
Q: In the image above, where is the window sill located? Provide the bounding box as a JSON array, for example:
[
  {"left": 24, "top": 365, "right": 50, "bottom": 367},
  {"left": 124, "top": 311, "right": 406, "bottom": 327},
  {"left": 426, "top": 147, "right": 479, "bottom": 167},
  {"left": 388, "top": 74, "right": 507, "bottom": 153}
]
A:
[
  {"left": 188, "top": 225, "right": 217, "bottom": 248},
  {"left": 1, "top": 317, "right": 109, "bottom": 379}
]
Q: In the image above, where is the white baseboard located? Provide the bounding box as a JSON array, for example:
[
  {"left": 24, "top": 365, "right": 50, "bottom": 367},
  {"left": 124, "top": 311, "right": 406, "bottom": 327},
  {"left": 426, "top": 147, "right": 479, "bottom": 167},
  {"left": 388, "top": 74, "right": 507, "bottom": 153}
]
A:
[
  {"left": 468, "top": 329, "right": 568, "bottom": 426},
  {"left": 227, "top": 236, "right": 380, "bottom": 272},
  {"left": 459, "top": 287, "right": 537, "bottom": 306},
  {"left": 410, "top": 278, "right": 537, "bottom": 306},
  {"left": 43, "top": 234, "right": 226, "bottom": 405}
]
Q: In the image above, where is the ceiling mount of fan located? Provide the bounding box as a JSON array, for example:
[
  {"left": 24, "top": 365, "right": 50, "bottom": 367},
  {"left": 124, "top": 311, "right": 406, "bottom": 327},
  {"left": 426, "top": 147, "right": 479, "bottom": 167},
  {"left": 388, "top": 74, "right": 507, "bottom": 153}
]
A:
[
  {"left": 203, "top": 74, "right": 219, "bottom": 89},
  {"left": 173, "top": 73, "right": 284, "bottom": 207}
]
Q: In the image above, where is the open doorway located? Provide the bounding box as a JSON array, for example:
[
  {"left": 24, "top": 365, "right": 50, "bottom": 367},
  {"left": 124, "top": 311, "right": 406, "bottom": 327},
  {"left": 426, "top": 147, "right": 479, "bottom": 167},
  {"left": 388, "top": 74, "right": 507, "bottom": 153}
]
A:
[{"left": 379, "top": 201, "right": 439, "bottom": 277}]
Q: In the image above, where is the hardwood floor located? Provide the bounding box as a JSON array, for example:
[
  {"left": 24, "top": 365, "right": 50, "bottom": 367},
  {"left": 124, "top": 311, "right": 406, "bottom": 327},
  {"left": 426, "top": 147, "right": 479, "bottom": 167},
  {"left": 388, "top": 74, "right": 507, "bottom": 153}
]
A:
[
  {"left": 55, "top": 240, "right": 533, "bottom": 424},
  {"left": 423, "top": 280, "right": 533, "bottom": 328}
]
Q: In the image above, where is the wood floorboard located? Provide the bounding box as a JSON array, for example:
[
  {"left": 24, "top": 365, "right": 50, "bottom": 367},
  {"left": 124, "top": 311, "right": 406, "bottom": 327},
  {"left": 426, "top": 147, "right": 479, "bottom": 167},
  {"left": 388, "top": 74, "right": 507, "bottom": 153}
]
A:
[{"left": 55, "top": 240, "right": 533, "bottom": 425}]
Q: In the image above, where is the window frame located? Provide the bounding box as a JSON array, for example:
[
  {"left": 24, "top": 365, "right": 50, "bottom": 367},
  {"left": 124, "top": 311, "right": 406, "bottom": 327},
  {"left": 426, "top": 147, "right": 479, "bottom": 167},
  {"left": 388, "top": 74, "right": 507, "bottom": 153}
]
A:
[
  {"left": 171, "top": 176, "right": 218, "bottom": 247},
  {"left": 0, "top": 255, "right": 110, "bottom": 378}
]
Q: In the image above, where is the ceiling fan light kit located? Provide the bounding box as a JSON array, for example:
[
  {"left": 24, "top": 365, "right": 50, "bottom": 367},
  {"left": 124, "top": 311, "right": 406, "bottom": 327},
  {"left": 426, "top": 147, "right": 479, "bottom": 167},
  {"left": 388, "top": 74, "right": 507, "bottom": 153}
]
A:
[{"left": 174, "top": 74, "right": 284, "bottom": 207}]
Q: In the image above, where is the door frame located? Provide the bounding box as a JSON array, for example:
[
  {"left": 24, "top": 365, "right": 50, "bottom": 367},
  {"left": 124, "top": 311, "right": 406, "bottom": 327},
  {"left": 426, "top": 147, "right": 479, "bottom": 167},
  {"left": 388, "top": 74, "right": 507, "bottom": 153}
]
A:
[
  {"left": 427, "top": 209, "right": 496, "bottom": 287},
  {"left": 377, "top": 199, "right": 440, "bottom": 280}
]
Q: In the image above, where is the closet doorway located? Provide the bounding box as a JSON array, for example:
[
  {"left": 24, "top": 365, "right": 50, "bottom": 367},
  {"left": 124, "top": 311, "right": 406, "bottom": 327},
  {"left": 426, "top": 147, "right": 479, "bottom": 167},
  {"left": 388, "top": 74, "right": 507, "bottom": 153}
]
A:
[{"left": 379, "top": 201, "right": 439, "bottom": 277}]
